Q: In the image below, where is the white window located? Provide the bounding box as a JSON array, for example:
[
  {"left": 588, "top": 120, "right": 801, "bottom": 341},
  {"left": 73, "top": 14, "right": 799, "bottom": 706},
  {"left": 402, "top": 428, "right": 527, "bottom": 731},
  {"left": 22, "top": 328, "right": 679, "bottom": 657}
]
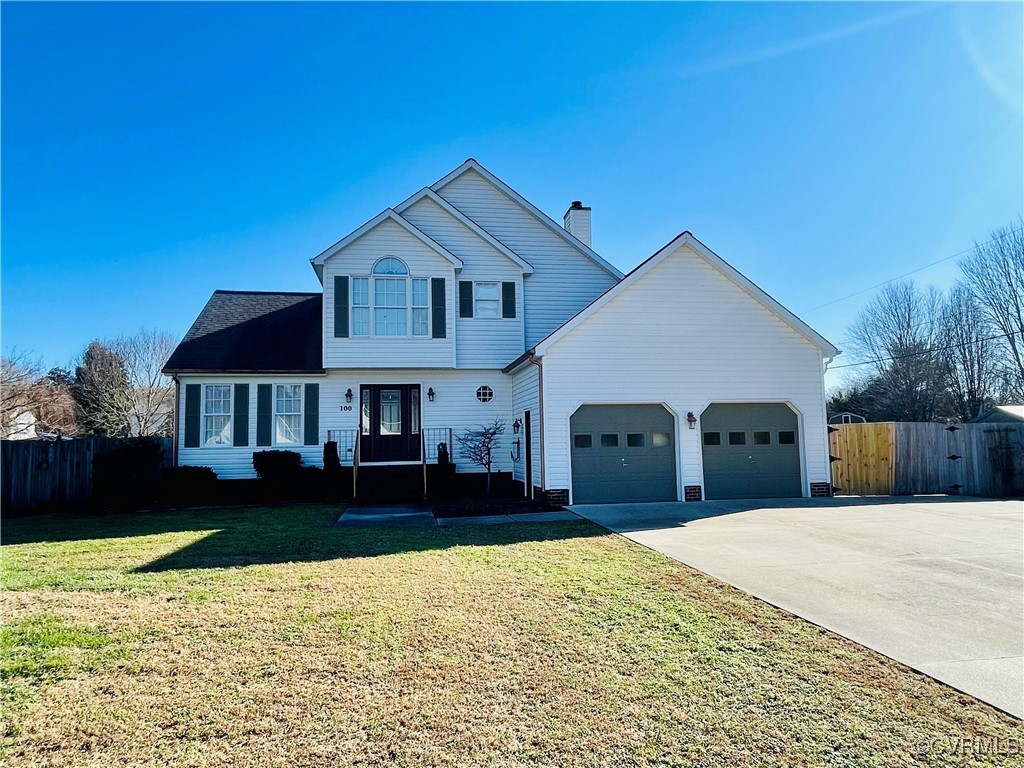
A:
[
  {"left": 275, "top": 384, "right": 302, "bottom": 445},
  {"left": 412, "top": 278, "right": 429, "bottom": 337},
  {"left": 352, "top": 277, "right": 369, "bottom": 337},
  {"left": 203, "top": 384, "right": 232, "bottom": 447},
  {"left": 474, "top": 281, "right": 500, "bottom": 318},
  {"left": 351, "top": 257, "right": 433, "bottom": 338}
]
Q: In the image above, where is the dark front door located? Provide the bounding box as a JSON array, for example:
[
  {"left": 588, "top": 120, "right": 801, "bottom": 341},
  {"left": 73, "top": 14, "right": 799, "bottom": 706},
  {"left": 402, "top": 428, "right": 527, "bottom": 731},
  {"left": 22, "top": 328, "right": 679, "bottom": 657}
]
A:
[{"left": 360, "top": 385, "right": 421, "bottom": 462}]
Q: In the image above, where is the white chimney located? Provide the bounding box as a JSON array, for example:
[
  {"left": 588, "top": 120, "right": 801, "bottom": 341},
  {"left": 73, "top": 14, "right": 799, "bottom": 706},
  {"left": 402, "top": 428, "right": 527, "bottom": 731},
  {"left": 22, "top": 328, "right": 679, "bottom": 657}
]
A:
[{"left": 563, "top": 200, "right": 592, "bottom": 248}]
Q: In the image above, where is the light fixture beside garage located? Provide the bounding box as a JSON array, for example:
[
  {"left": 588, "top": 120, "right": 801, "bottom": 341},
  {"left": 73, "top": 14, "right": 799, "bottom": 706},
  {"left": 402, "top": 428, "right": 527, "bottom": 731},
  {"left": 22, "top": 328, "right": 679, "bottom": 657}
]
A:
[{"left": 687, "top": 412, "right": 697, "bottom": 429}]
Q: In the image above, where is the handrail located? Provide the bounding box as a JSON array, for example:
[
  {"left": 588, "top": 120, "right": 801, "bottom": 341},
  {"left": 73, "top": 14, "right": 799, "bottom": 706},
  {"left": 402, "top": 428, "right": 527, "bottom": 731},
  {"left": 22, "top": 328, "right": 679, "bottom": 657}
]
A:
[
  {"left": 421, "top": 430, "right": 427, "bottom": 499},
  {"left": 352, "top": 432, "right": 360, "bottom": 500}
]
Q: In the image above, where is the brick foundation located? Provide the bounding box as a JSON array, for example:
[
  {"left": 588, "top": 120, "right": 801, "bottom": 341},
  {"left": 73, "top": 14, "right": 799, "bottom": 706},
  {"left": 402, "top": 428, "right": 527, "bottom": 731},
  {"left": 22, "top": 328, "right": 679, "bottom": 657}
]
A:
[
  {"left": 684, "top": 485, "right": 703, "bottom": 502},
  {"left": 810, "top": 482, "right": 833, "bottom": 498},
  {"left": 535, "top": 487, "right": 569, "bottom": 507}
]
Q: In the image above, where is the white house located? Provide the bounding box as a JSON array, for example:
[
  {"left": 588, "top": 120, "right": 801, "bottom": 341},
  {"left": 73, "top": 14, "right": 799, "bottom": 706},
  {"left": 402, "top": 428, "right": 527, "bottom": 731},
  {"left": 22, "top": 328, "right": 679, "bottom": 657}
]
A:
[{"left": 163, "top": 159, "right": 839, "bottom": 504}]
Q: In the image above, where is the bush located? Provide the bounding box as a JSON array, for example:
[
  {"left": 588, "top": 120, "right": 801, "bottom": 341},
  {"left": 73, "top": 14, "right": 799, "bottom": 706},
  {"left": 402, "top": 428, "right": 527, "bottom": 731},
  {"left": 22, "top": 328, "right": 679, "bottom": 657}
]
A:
[
  {"left": 159, "top": 466, "right": 218, "bottom": 508},
  {"left": 252, "top": 450, "right": 302, "bottom": 482},
  {"left": 93, "top": 438, "right": 167, "bottom": 510},
  {"left": 323, "top": 441, "right": 341, "bottom": 473}
]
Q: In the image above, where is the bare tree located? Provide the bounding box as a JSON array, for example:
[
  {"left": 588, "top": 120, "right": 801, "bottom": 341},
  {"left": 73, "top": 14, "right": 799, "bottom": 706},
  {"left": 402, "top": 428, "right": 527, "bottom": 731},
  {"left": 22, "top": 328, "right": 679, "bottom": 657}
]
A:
[
  {"left": 112, "top": 329, "right": 176, "bottom": 436},
  {"left": 0, "top": 349, "right": 44, "bottom": 438},
  {"left": 72, "top": 341, "right": 134, "bottom": 436},
  {"left": 959, "top": 221, "right": 1024, "bottom": 398},
  {"left": 939, "top": 285, "right": 998, "bottom": 421},
  {"left": 35, "top": 368, "right": 81, "bottom": 436},
  {"left": 455, "top": 419, "right": 505, "bottom": 495}
]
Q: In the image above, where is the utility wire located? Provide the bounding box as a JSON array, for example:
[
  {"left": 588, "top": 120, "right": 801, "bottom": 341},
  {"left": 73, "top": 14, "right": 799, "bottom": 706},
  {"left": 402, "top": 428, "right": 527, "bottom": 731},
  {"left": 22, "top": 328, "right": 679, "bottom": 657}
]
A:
[
  {"left": 801, "top": 227, "right": 1024, "bottom": 314},
  {"left": 830, "top": 329, "right": 1022, "bottom": 370}
]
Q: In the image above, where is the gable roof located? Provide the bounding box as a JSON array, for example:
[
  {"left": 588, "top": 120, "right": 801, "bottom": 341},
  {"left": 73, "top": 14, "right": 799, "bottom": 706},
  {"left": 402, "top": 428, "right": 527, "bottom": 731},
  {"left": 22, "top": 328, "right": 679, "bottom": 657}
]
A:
[
  {"left": 969, "top": 405, "right": 1024, "bottom": 423},
  {"left": 310, "top": 208, "right": 463, "bottom": 282},
  {"left": 163, "top": 291, "right": 324, "bottom": 374},
  {"left": 431, "top": 159, "right": 624, "bottom": 280},
  {"left": 394, "top": 187, "right": 534, "bottom": 274},
  {"left": 526, "top": 231, "right": 838, "bottom": 361}
]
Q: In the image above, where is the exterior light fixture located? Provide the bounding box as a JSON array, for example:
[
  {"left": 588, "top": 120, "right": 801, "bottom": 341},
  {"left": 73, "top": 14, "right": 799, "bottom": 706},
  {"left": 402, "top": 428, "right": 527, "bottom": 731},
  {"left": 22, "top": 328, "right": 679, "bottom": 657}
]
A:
[
  {"left": 686, "top": 412, "right": 697, "bottom": 429},
  {"left": 427, "top": 387, "right": 435, "bottom": 402},
  {"left": 345, "top": 388, "right": 353, "bottom": 404},
  {"left": 512, "top": 418, "right": 522, "bottom": 435}
]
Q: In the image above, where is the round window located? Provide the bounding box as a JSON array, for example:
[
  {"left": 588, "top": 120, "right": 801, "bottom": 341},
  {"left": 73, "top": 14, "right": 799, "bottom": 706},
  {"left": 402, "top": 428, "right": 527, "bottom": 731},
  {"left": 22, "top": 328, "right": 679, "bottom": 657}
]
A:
[{"left": 476, "top": 385, "right": 494, "bottom": 403}]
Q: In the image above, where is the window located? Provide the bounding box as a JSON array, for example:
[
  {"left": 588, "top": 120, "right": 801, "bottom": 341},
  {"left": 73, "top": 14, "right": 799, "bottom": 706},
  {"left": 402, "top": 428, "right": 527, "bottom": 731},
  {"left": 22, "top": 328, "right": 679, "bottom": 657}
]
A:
[
  {"left": 652, "top": 432, "right": 671, "bottom": 447},
  {"left": 412, "top": 278, "right": 429, "bottom": 337},
  {"left": 374, "top": 276, "right": 407, "bottom": 336},
  {"left": 778, "top": 430, "right": 796, "bottom": 445},
  {"left": 380, "top": 390, "right": 401, "bottom": 435},
  {"left": 476, "top": 385, "right": 494, "bottom": 403},
  {"left": 474, "top": 282, "right": 500, "bottom": 318},
  {"left": 361, "top": 388, "right": 370, "bottom": 435},
  {"left": 373, "top": 257, "right": 407, "bottom": 275},
  {"left": 352, "top": 278, "right": 369, "bottom": 336},
  {"left": 411, "top": 388, "right": 420, "bottom": 435},
  {"left": 275, "top": 384, "right": 302, "bottom": 445},
  {"left": 573, "top": 434, "right": 593, "bottom": 449},
  {"left": 703, "top": 431, "right": 721, "bottom": 446},
  {"left": 202, "top": 385, "right": 232, "bottom": 447},
  {"left": 352, "top": 257, "right": 433, "bottom": 338},
  {"left": 626, "top": 433, "right": 645, "bottom": 448},
  {"left": 600, "top": 433, "right": 619, "bottom": 448},
  {"left": 754, "top": 431, "right": 771, "bottom": 445},
  {"left": 728, "top": 431, "right": 746, "bottom": 446}
]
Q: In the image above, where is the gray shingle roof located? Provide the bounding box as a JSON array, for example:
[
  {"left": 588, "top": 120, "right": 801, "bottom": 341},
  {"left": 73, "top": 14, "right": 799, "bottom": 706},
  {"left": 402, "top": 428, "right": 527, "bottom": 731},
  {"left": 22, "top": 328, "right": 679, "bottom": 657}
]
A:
[{"left": 163, "top": 291, "right": 323, "bottom": 373}]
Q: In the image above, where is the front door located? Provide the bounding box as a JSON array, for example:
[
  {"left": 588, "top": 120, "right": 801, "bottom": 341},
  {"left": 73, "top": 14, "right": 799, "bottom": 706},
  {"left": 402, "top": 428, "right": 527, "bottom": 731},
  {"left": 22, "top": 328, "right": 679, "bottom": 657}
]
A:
[{"left": 360, "top": 385, "right": 421, "bottom": 462}]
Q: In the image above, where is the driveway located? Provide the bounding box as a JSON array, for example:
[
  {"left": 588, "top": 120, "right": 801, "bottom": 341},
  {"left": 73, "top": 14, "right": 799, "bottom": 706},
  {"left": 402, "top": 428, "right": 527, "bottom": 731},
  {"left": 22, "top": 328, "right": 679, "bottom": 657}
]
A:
[{"left": 570, "top": 496, "right": 1023, "bottom": 717}]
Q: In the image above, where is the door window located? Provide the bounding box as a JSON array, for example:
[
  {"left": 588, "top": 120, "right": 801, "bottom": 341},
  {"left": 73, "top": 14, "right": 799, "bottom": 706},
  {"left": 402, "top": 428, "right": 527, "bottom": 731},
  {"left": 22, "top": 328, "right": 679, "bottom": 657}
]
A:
[
  {"left": 728, "top": 431, "right": 746, "bottom": 446},
  {"left": 380, "top": 390, "right": 401, "bottom": 435},
  {"left": 778, "top": 430, "right": 796, "bottom": 445},
  {"left": 753, "top": 431, "right": 771, "bottom": 445},
  {"left": 600, "top": 433, "right": 619, "bottom": 448}
]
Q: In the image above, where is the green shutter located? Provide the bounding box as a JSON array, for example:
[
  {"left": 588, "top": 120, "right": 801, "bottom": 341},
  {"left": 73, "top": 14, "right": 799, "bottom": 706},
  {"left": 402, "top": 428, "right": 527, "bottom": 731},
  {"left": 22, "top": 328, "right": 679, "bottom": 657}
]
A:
[
  {"left": 431, "top": 277, "right": 446, "bottom": 338},
  {"left": 502, "top": 281, "right": 516, "bottom": 318},
  {"left": 233, "top": 384, "right": 249, "bottom": 447},
  {"left": 304, "top": 383, "right": 319, "bottom": 446},
  {"left": 256, "top": 384, "right": 272, "bottom": 447},
  {"left": 184, "top": 384, "right": 201, "bottom": 448},
  {"left": 334, "top": 275, "right": 349, "bottom": 338},
  {"left": 459, "top": 281, "right": 473, "bottom": 318}
]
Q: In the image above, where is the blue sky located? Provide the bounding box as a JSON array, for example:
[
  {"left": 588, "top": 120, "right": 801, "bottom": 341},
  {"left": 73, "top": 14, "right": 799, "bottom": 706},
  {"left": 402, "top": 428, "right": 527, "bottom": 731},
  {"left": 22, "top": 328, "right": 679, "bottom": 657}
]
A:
[{"left": 2, "top": 2, "right": 1021, "bottom": 389}]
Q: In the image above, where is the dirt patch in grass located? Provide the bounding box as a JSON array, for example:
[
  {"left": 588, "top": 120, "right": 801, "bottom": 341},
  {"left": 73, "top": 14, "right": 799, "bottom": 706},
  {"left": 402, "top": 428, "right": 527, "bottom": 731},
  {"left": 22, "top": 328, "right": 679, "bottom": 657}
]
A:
[{"left": 1, "top": 504, "right": 1021, "bottom": 766}]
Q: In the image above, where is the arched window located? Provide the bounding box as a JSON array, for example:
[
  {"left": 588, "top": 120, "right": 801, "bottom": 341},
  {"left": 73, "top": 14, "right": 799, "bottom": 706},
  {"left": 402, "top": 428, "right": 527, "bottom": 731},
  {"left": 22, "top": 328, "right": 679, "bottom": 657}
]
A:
[
  {"left": 352, "top": 257, "right": 428, "bottom": 337},
  {"left": 372, "top": 257, "right": 409, "bottom": 276}
]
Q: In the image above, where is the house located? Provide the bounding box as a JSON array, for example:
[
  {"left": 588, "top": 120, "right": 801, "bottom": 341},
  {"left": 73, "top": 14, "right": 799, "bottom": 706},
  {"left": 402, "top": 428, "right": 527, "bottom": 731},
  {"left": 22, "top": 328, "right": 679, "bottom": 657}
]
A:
[
  {"left": 2, "top": 409, "right": 37, "bottom": 440},
  {"left": 828, "top": 412, "right": 867, "bottom": 425},
  {"left": 163, "top": 159, "right": 839, "bottom": 503},
  {"left": 969, "top": 405, "right": 1024, "bottom": 424}
]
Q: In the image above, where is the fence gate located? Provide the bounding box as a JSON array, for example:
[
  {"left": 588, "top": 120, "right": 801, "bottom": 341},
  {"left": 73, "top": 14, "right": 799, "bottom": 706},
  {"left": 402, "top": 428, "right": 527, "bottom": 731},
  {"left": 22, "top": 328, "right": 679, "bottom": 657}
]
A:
[{"left": 828, "top": 423, "right": 895, "bottom": 495}]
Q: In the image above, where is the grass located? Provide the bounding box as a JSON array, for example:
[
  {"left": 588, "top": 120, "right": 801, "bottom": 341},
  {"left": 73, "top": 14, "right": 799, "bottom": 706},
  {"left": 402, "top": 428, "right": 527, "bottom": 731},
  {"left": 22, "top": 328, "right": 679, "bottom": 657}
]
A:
[{"left": 1, "top": 504, "right": 1021, "bottom": 766}]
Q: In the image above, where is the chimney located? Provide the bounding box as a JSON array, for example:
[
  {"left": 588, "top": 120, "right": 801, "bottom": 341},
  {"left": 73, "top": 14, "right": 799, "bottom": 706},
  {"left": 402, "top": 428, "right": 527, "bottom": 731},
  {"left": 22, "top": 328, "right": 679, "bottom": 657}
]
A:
[{"left": 563, "top": 200, "right": 592, "bottom": 248}]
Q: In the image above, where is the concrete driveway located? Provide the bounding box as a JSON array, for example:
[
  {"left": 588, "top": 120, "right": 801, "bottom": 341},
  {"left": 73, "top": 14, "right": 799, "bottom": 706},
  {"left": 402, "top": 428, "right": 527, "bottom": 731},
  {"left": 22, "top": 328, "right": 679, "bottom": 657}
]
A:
[{"left": 570, "top": 496, "right": 1023, "bottom": 717}]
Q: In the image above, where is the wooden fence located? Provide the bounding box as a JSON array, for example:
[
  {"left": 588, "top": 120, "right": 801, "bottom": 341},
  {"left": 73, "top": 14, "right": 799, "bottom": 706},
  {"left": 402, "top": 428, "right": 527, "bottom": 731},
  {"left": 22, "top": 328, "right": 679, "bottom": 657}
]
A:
[
  {"left": 1, "top": 437, "right": 172, "bottom": 510},
  {"left": 829, "top": 422, "right": 1024, "bottom": 497}
]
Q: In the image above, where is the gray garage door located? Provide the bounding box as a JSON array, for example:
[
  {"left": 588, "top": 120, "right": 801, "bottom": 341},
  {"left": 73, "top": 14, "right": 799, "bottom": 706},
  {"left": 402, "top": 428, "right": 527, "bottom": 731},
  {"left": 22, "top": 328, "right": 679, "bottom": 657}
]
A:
[
  {"left": 701, "top": 403, "right": 801, "bottom": 499},
  {"left": 570, "top": 405, "right": 677, "bottom": 504}
]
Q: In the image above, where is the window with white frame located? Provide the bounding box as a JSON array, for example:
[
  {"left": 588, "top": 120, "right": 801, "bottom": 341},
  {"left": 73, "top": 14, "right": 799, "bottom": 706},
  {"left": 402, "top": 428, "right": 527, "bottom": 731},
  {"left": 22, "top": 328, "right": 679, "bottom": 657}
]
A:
[
  {"left": 203, "top": 385, "right": 232, "bottom": 447},
  {"left": 412, "top": 278, "right": 428, "bottom": 336},
  {"left": 474, "top": 281, "right": 500, "bottom": 318},
  {"left": 353, "top": 257, "right": 431, "bottom": 338},
  {"left": 352, "top": 277, "right": 370, "bottom": 336},
  {"left": 275, "top": 384, "right": 302, "bottom": 445}
]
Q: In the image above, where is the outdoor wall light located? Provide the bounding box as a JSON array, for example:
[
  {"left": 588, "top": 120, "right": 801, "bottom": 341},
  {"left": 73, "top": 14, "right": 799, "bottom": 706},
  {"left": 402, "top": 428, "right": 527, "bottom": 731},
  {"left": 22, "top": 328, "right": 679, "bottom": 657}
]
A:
[
  {"left": 687, "top": 411, "right": 697, "bottom": 429},
  {"left": 427, "top": 387, "right": 435, "bottom": 402},
  {"left": 512, "top": 418, "right": 522, "bottom": 435},
  {"left": 345, "top": 388, "right": 353, "bottom": 404}
]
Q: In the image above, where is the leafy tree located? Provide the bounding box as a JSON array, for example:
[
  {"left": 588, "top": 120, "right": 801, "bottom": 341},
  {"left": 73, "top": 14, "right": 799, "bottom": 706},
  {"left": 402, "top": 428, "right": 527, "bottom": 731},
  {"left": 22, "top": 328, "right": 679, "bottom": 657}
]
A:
[{"left": 72, "top": 341, "right": 133, "bottom": 436}]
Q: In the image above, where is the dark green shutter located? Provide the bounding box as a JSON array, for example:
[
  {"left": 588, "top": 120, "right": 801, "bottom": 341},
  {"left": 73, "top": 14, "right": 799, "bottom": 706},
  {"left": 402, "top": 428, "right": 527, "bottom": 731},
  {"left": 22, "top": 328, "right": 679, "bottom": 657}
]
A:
[
  {"left": 431, "top": 277, "right": 446, "bottom": 338},
  {"left": 233, "top": 384, "right": 249, "bottom": 447},
  {"left": 459, "top": 281, "right": 473, "bottom": 318},
  {"left": 303, "top": 383, "right": 319, "bottom": 446},
  {"left": 184, "top": 384, "right": 201, "bottom": 448},
  {"left": 256, "top": 384, "right": 272, "bottom": 447},
  {"left": 334, "top": 275, "right": 349, "bottom": 338},
  {"left": 501, "top": 281, "right": 516, "bottom": 318}
]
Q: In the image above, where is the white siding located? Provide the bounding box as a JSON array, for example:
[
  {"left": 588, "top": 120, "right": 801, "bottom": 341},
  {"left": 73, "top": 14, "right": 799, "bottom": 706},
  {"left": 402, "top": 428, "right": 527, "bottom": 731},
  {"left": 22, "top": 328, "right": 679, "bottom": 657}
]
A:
[
  {"left": 323, "top": 219, "right": 456, "bottom": 369},
  {"left": 434, "top": 168, "right": 618, "bottom": 347},
  {"left": 510, "top": 364, "right": 541, "bottom": 488},
  {"left": 539, "top": 243, "right": 831, "bottom": 500},
  {"left": 401, "top": 197, "right": 525, "bottom": 368}
]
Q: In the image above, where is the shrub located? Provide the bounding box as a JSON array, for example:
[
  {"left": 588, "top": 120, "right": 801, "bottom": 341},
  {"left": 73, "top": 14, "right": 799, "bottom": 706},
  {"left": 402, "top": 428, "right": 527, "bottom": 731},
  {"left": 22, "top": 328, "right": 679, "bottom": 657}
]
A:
[
  {"left": 323, "top": 441, "right": 341, "bottom": 472},
  {"left": 159, "top": 466, "right": 218, "bottom": 507},
  {"left": 252, "top": 450, "right": 302, "bottom": 482},
  {"left": 92, "top": 438, "right": 167, "bottom": 510}
]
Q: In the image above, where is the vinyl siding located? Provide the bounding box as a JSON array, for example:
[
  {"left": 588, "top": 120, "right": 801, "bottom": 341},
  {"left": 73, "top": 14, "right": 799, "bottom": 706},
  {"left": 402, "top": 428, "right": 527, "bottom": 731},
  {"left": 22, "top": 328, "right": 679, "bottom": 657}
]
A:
[
  {"left": 434, "top": 168, "right": 618, "bottom": 347},
  {"left": 540, "top": 243, "right": 831, "bottom": 500},
  {"left": 322, "top": 219, "right": 456, "bottom": 369},
  {"left": 510, "top": 364, "right": 540, "bottom": 487},
  {"left": 401, "top": 197, "right": 525, "bottom": 368}
]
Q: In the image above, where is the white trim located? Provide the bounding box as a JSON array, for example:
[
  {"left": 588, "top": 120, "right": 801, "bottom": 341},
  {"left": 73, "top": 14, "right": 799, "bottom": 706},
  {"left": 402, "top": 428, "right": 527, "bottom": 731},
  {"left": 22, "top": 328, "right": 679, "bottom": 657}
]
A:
[
  {"left": 271, "top": 382, "right": 304, "bottom": 447},
  {"left": 395, "top": 187, "right": 535, "bottom": 275},
  {"left": 359, "top": 460, "right": 422, "bottom": 467},
  {"left": 431, "top": 159, "right": 624, "bottom": 280},
  {"left": 200, "top": 383, "right": 233, "bottom": 449},
  {"left": 310, "top": 209, "right": 464, "bottom": 270},
  {"left": 534, "top": 231, "right": 839, "bottom": 358}
]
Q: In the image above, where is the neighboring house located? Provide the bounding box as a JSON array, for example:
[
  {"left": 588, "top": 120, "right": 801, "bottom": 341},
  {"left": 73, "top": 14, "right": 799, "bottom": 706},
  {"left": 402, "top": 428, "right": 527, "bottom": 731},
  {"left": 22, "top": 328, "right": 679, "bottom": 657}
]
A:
[
  {"left": 828, "top": 412, "right": 867, "bottom": 425},
  {"left": 2, "top": 410, "right": 37, "bottom": 440},
  {"left": 969, "top": 405, "right": 1024, "bottom": 424},
  {"left": 163, "top": 159, "right": 839, "bottom": 503}
]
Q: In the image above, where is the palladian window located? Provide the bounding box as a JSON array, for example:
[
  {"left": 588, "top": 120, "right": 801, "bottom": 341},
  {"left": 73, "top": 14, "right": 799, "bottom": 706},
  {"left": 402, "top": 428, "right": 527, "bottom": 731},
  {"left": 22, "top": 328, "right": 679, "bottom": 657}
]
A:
[{"left": 356, "top": 257, "right": 429, "bottom": 338}]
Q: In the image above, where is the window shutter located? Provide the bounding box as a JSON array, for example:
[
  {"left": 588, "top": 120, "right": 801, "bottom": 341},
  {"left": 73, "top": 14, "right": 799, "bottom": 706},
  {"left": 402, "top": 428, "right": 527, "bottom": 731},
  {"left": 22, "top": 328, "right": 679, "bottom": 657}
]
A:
[
  {"left": 431, "top": 278, "right": 446, "bottom": 338},
  {"left": 256, "top": 384, "right": 272, "bottom": 447},
  {"left": 459, "top": 281, "right": 474, "bottom": 318},
  {"left": 334, "top": 276, "right": 349, "bottom": 338},
  {"left": 184, "top": 384, "right": 201, "bottom": 448},
  {"left": 501, "top": 282, "right": 516, "bottom": 318},
  {"left": 303, "top": 383, "right": 319, "bottom": 446},
  {"left": 232, "top": 384, "right": 249, "bottom": 447}
]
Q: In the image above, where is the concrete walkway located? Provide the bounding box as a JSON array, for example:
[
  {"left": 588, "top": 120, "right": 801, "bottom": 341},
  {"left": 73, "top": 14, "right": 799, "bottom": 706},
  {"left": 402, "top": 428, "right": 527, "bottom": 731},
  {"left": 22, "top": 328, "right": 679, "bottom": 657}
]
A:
[
  {"left": 571, "top": 496, "right": 1023, "bottom": 717},
  {"left": 336, "top": 505, "right": 580, "bottom": 528}
]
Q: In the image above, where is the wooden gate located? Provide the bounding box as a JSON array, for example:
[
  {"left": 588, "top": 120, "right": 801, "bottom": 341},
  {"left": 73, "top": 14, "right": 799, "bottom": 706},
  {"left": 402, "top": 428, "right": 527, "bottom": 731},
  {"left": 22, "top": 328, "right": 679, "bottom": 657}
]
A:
[{"left": 828, "top": 422, "right": 895, "bottom": 495}]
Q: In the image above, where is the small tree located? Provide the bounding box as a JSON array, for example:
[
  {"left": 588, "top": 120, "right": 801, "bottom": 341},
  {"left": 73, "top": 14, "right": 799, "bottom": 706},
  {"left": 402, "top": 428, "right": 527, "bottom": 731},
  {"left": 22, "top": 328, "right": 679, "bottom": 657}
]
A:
[{"left": 455, "top": 419, "right": 505, "bottom": 495}]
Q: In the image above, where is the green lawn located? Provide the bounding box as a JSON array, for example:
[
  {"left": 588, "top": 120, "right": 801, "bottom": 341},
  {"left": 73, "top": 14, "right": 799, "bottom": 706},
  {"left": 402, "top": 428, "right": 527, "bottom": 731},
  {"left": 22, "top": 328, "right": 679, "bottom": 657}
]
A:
[{"left": 1, "top": 504, "right": 1020, "bottom": 767}]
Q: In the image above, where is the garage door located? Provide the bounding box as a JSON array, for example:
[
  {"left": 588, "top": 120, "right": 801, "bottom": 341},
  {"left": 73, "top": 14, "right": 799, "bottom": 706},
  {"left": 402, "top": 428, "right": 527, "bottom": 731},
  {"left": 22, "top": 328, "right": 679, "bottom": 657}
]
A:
[
  {"left": 570, "top": 405, "right": 677, "bottom": 504},
  {"left": 701, "top": 403, "right": 801, "bottom": 499}
]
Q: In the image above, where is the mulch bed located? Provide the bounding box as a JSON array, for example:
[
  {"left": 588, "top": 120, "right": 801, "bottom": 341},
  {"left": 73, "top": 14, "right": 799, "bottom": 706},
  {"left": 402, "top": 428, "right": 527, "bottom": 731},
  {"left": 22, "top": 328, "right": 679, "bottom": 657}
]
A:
[{"left": 431, "top": 497, "right": 562, "bottom": 518}]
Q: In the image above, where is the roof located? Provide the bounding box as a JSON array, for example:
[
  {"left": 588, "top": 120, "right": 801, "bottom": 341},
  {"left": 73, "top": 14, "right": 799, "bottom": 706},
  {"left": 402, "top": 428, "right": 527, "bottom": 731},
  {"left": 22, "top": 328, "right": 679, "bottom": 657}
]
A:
[
  {"left": 163, "top": 291, "right": 324, "bottom": 374},
  {"left": 510, "top": 230, "right": 838, "bottom": 366},
  {"left": 968, "top": 405, "right": 1024, "bottom": 423}
]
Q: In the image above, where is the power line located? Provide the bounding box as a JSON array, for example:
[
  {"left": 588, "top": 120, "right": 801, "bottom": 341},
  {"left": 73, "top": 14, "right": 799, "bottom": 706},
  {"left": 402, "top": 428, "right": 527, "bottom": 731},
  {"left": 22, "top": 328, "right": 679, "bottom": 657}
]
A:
[
  {"left": 801, "top": 227, "right": 1024, "bottom": 315},
  {"left": 830, "top": 329, "right": 1022, "bottom": 370}
]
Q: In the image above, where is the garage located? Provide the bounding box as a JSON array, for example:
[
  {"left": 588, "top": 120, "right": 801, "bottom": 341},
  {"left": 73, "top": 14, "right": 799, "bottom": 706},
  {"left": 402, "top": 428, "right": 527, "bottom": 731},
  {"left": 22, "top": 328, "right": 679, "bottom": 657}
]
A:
[
  {"left": 570, "top": 404, "right": 677, "bottom": 504},
  {"left": 701, "top": 403, "right": 802, "bottom": 499}
]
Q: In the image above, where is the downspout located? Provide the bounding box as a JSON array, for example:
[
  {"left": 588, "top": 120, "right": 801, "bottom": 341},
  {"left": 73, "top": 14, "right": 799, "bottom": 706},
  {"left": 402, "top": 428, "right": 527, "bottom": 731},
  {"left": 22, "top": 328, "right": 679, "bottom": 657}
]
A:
[
  {"left": 171, "top": 375, "right": 180, "bottom": 467},
  {"left": 528, "top": 352, "right": 545, "bottom": 494}
]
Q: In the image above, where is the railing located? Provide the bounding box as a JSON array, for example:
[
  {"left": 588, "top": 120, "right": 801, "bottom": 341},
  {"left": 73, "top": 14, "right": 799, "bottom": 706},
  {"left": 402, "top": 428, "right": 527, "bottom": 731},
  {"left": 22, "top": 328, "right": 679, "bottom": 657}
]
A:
[
  {"left": 421, "top": 431, "right": 427, "bottom": 498},
  {"left": 352, "top": 431, "right": 360, "bottom": 500},
  {"left": 424, "top": 427, "right": 454, "bottom": 462},
  {"left": 326, "top": 429, "right": 359, "bottom": 466}
]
